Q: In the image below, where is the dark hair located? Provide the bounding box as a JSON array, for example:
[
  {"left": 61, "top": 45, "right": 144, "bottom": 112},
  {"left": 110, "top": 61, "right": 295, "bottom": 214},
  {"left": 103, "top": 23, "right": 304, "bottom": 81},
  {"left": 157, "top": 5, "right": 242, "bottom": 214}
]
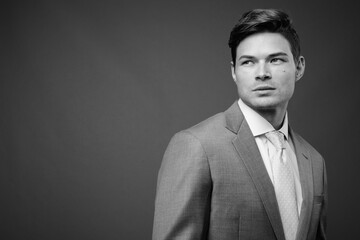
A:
[{"left": 228, "top": 9, "right": 301, "bottom": 64}]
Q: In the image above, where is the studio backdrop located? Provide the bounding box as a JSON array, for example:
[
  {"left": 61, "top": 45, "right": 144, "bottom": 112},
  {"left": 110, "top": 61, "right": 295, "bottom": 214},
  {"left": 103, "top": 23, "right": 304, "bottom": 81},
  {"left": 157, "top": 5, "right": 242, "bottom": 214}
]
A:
[{"left": 1, "top": 0, "right": 360, "bottom": 239}]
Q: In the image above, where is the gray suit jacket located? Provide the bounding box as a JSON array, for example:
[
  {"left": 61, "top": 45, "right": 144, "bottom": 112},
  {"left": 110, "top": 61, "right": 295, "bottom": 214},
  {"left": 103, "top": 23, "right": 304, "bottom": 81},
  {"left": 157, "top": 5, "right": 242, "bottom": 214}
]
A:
[{"left": 153, "top": 102, "right": 327, "bottom": 240}]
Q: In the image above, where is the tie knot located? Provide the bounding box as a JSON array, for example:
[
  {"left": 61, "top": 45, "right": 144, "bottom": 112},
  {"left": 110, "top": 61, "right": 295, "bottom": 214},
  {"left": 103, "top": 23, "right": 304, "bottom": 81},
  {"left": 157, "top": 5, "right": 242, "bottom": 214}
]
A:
[{"left": 265, "top": 131, "right": 285, "bottom": 150}]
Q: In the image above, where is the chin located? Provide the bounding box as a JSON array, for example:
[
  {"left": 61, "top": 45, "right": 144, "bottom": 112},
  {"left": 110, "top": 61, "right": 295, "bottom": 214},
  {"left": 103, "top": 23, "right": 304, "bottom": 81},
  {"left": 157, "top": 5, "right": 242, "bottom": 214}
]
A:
[{"left": 248, "top": 99, "right": 281, "bottom": 110}]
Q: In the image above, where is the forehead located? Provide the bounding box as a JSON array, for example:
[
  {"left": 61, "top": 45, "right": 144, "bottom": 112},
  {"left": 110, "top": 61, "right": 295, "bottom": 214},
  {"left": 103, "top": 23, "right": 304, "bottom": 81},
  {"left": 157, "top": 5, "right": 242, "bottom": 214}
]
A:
[{"left": 236, "top": 32, "right": 293, "bottom": 58}]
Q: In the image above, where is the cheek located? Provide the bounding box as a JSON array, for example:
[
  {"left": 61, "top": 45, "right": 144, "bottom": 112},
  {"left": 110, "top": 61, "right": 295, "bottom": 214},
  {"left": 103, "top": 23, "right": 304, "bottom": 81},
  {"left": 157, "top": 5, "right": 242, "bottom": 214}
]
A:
[
  {"left": 277, "top": 65, "right": 296, "bottom": 75},
  {"left": 275, "top": 69, "right": 296, "bottom": 90},
  {"left": 280, "top": 68, "right": 291, "bottom": 74},
  {"left": 275, "top": 68, "right": 295, "bottom": 80},
  {"left": 235, "top": 71, "right": 252, "bottom": 84},
  {"left": 236, "top": 68, "right": 252, "bottom": 76}
]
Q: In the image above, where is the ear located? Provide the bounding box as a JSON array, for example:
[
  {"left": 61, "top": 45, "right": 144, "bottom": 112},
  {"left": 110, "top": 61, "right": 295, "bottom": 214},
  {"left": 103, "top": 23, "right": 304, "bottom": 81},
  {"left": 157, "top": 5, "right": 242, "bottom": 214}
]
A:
[
  {"left": 231, "top": 61, "right": 237, "bottom": 82},
  {"left": 295, "top": 56, "right": 305, "bottom": 81}
]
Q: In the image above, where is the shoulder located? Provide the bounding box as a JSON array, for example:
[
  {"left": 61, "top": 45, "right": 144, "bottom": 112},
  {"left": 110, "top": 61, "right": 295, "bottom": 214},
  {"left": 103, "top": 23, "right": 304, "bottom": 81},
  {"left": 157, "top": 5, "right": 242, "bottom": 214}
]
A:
[
  {"left": 166, "top": 101, "right": 243, "bottom": 154},
  {"left": 187, "top": 112, "right": 226, "bottom": 135},
  {"left": 159, "top": 115, "right": 226, "bottom": 180},
  {"left": 177, "top": 111, "right": 233, "bottom": 144},
  {"left": 166, "top": 111, "right": 231, "bottom": 154}
]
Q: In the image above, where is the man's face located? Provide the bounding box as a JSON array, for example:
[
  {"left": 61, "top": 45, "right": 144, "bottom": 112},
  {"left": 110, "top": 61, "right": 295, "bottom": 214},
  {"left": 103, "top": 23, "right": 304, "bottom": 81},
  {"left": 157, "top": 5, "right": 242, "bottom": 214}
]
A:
[{"left": 231, "top": 32, "right": 304, "bottom": 113}]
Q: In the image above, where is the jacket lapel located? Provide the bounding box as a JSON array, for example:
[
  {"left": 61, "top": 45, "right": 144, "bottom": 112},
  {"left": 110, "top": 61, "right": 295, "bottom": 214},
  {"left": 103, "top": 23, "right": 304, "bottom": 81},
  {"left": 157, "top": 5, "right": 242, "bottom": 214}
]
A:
[
  {"left": 225, "top": 102, "right": 286, "bottom": 240},
  {"left": 289, "top": 129, "right": 314, "bottom": 240}
]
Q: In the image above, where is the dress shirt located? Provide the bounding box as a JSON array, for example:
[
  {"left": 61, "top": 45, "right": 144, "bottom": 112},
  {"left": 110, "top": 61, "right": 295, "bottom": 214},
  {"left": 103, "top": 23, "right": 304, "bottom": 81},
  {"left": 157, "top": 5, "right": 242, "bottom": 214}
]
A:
[{"left": 237, "top": 98, "right": 303, "bottom": 214}]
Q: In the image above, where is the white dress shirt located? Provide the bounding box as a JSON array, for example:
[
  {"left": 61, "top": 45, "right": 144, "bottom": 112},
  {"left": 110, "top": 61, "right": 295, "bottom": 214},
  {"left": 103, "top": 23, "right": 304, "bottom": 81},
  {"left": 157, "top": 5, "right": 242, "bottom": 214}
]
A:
[{"left": 237, "top": 99, "right": 303, "bottom": 214}]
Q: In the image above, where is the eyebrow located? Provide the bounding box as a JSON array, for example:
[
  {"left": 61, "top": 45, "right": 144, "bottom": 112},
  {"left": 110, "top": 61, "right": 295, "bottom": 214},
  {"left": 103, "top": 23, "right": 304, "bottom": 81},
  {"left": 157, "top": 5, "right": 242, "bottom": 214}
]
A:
[{"left": 237, "top": 52, "right": 289, "bottom": 61}]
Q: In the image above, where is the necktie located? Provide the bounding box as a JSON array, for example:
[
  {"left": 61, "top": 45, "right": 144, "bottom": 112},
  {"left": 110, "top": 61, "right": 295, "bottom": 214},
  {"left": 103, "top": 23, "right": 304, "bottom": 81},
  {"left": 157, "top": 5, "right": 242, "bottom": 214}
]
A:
[{"left": 265, "top": 131, "right": 298, "bottom": 240}]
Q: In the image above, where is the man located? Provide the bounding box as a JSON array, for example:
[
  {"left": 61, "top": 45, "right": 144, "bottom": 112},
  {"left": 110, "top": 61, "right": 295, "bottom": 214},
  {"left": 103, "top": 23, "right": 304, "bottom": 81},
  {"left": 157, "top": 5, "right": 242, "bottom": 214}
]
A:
[{"left": 153, "top": 9, "right": 327, "bottom": 240}]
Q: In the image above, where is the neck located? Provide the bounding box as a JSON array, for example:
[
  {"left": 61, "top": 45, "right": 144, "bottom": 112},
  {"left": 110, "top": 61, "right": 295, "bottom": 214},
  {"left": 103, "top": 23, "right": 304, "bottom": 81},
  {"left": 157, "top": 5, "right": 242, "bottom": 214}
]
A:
[{"left": 255, "top": 107, "right": 286, "bottom": 130}]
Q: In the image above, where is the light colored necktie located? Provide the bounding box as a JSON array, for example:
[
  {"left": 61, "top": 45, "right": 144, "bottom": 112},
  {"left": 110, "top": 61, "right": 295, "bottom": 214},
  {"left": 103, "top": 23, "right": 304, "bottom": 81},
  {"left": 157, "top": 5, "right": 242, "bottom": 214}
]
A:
[{"left": 265, "top": 131, "right": 298, "bottom": 240}]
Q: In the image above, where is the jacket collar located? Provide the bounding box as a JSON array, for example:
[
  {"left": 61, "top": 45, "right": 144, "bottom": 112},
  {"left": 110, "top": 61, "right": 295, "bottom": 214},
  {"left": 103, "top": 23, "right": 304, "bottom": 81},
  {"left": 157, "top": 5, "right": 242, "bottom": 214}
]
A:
[
  {"left": 225, "top": 101, "right": 286, "bottom": 240},
  {"left": 224, "top": 101, "right": 244, "bottom": 134},
  {"left": 224, "top": 101, "right": 314, "bottom": 240}
]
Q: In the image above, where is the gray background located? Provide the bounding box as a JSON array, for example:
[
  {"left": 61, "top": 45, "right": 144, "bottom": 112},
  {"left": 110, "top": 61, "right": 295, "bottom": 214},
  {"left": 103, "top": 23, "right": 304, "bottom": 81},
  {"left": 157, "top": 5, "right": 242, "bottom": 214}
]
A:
[{"left": 1, "top": 0, "right": 359, "bottom": 239}]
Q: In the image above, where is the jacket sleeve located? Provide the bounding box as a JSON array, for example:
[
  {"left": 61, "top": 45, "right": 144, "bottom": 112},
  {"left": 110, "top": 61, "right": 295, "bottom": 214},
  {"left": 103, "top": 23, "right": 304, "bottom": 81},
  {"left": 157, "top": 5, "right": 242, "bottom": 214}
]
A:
[
  {"left": 316, "top": 158, "right": 328, "bottom": 240},
  {"left": 152, "top": 131, "right": 212, "bottom": 240}
]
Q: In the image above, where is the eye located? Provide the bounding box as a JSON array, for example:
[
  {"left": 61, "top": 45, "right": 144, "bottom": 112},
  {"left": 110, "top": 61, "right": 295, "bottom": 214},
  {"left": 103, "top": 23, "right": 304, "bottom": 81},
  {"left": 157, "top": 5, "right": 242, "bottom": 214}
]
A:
[
  {"left": 241, "top": 60, "right": 254, "bottom": 66},
  {"left": 270, "top": 58, "right": 285, "bottom": 64}
]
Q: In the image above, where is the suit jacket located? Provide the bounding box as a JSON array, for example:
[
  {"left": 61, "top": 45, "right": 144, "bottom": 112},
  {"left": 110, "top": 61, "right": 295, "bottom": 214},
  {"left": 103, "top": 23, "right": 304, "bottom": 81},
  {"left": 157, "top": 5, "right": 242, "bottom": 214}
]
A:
[{"left": 153, "top": 102, "right": 327, "bottom": 240}]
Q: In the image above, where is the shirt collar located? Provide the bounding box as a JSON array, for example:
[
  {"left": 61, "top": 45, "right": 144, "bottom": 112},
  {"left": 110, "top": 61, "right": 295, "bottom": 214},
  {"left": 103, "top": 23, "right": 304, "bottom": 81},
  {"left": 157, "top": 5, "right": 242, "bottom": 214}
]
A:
[{"left": 237, "top": 98, "right": 289, "bottom": 139}]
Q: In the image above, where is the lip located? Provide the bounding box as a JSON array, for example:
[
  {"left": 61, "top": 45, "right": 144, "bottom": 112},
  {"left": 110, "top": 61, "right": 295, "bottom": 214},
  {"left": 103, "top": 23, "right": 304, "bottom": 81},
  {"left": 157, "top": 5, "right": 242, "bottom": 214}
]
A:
[{"left": 253, "top": 85, "right": 276, "bottom": 91}]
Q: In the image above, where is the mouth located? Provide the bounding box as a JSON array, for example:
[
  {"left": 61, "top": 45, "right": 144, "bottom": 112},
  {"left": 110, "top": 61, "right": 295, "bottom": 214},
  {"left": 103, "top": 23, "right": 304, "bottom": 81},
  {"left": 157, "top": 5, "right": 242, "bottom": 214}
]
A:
[{"left": 253, "top": 85, "right": 276, "bottom": 91}]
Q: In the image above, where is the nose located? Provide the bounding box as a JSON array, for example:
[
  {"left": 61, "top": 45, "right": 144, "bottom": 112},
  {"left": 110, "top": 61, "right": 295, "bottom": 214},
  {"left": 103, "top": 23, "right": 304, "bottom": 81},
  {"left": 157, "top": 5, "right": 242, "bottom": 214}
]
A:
[{"left": 256, "top": 63, "right": 271, "bottom": 81}]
